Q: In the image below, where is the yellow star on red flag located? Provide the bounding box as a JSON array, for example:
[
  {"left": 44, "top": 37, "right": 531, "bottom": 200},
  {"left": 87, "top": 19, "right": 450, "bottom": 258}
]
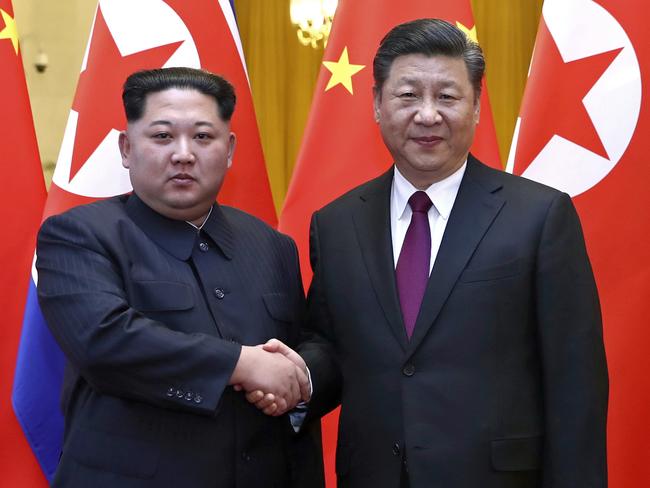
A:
[
  {"left": 0, "top": 8, "right": 19, "bottom": 55},
  {"left": 456, "top": 21, "right": 478, "bottom": 43},
  {"left": 322, "top": 46, "right": 365, "bottom": 94}
]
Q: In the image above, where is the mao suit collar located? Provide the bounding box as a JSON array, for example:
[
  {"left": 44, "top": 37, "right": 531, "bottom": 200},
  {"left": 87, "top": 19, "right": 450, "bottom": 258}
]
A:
[{"left": 125, "top": 193, "right": 235, "bottom": 261}]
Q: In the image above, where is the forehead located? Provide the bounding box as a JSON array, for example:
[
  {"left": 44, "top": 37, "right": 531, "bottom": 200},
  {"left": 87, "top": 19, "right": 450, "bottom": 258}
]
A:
[
  {"left": 141, "top": 88, "right": 221, "bottom": 119},
  {"left": 384, "top": 53, "right": 471, "bottom": 87}
]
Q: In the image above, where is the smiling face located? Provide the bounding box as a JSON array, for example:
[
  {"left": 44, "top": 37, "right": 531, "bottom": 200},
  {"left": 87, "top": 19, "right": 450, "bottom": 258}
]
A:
[
  {"left": 119, "top": 88, "right": 235, "bottom": 225},
  {"left": 374, "top": 53, "right": 480, "bottom": 189}
]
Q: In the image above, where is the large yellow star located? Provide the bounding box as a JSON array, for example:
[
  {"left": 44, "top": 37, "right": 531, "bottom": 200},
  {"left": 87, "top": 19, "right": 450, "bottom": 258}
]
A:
[
  {"left": 0, "top": 8, "right": 19, "bottom": 55},
  {"left": 322, "top": 47, "right": 365, "bottom": 94},
  {"left": 456, "top": 21, "right": 478, "bottom": 44}
]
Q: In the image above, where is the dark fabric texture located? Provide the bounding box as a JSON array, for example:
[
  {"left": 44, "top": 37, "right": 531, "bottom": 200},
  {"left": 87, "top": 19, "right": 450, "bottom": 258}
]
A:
[
  {"left": 36, "top": 193, "right": 324, "bottom": 488},
  {"left": 300, "top": 156, "right": 608, "bottom": 488}
]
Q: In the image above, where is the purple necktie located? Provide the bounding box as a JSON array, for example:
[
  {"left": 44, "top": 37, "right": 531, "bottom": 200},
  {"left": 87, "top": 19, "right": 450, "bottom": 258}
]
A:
[{"left": 396, "top": 191, "right": 432, "bottom": 339}]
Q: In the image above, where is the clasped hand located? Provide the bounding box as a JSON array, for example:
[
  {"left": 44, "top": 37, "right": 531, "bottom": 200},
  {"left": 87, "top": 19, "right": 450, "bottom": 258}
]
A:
[{"left": 230, "top": 339, "right": 309, "bottom": 416}]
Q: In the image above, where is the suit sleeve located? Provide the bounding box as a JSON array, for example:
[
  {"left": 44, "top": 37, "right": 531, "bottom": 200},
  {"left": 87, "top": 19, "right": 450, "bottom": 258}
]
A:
[
  {"left": 36, "top": 212, "right": 241, "bottom": 415},
  {"left": 299, "top": 212, "right": 343, "bottom": 421},
  {"left": 536, "top": 192, "right": 608, "bottom": 487}
]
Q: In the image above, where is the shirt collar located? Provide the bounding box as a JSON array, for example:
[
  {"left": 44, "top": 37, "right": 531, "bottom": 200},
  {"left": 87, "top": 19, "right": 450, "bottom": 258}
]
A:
[
  {"left": 392, "top": 161, "right": 467, "bottom": 221},
  {"left": 125, "top": 193, "right": 234, "bottom": 261}
]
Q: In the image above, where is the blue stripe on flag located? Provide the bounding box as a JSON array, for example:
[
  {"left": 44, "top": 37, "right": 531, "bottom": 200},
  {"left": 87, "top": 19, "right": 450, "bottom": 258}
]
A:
[{"left": 12, "top": 278, "right": 65, "bottom": 482}]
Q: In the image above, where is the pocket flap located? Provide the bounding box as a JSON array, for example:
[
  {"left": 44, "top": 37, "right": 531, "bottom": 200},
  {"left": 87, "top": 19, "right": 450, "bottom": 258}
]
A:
[
  {"left": 459, "top": 258, "right": 523, "bottom": 283},
  {"left": 491, "top": 436, "right": 542, "bottom": 471},
  {"left": 262, "top": 293, "right": 294, "bottom": 323},
  {"left": 131, "top": 280, "right": 194, "bottom": 312}
]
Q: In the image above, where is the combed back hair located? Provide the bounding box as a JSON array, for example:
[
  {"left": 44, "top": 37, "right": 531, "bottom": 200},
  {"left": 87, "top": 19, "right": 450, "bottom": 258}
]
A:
[
  {"left": 373, "top": 18, "right": 485, "bottom": 97},
  {"left": 122, "top": 67, "right": 236, "bottom": 122}
]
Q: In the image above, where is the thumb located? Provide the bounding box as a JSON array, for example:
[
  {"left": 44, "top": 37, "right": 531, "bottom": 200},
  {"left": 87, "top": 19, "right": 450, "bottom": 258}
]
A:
[{"left": 262, "top": 338, "right": 287, "bottom": 353}]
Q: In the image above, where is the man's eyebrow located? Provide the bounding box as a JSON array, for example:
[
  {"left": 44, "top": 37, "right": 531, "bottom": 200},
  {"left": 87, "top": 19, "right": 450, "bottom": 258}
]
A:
[
  {"left": 149, "top": 120, "right": 172, "bottom": 126},
  {"left": 147, "top": 120, "right": 216, "bottom": 127}
]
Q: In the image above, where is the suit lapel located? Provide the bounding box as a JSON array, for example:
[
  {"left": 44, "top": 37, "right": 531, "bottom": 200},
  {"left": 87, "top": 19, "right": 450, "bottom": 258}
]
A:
[
  {"left": 407, "top": 157, "right": 505, "bottom": 355},
  {"left": 352, "top": 168, "right": 409, "bottom": 351}
]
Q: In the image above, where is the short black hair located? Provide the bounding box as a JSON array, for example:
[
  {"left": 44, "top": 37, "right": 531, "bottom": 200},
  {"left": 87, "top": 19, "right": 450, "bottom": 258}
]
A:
[
  {"left": 373, "top": 18, "right": 485, "bottom": 97},
  {"left": 122, "top": 67, "right": 236, "bottom": 122}
]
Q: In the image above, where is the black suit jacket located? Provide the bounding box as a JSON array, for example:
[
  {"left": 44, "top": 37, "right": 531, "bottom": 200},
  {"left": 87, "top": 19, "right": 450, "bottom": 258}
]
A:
[
  {"left": 36, "top": 194, "right": 323, "bottom": 488},
  {"left": 301, "top": 156, "right": 608, "bottom": 488}
]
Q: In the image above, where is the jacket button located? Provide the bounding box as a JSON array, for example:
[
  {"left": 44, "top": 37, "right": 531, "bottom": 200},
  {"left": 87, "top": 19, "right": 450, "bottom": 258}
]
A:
[
  {"left": 166, "top": 387, "right": 175, "bottom": 397},
  {"left": 175, "top": 389, "right": 184, "bottom": 398},
  {"left": 402, "top": 364, "right": 415, "bottom": 376},
  {"left": 214, "top": 288, "right": 225, "bottom": 299},
  {"left": 184, "top": 391, "right": 194, "bottom": 401},
  {"left": 199, "top": 241, "right": 209, "bottom": 252},
  {"left": 194, "top": 394, "right": 203, "bottom": 404},
  {"left": 392, "top": 443, "right": 401, "bottom": 456},
  {"left": 241, "top": 451, "right": 251, "bottom": 462}
]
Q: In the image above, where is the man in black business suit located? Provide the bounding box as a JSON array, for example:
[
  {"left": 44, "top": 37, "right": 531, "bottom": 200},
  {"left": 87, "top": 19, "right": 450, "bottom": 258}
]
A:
[
  {"left": 261, "top": 18, "right": 608, "bottom": 488},
  {"left": 36, "top": 67, "right": 323, "bottom": 487}
]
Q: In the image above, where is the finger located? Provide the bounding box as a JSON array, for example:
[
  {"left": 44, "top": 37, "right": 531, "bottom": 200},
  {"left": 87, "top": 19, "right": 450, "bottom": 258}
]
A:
[
  {"left": 275, "top": 397, "right": 288, "bottom": 415},
  {"left": 296, "top": 367, "right": 311, "bottom": 402},
  {"left": 262, "top": 402, "right": 278, "bottom": 416},
  {"left": 233, "top": 384, "right": 243, "bottom": 392},
  {"left": 245, "top": 390, "right": 264, "bottom": 403},
  {"left": 254, "top": 393, "right": 276, "bottom": 410},
  {"left": 261, "top": 338, "right": 283, "bottom": 353}
]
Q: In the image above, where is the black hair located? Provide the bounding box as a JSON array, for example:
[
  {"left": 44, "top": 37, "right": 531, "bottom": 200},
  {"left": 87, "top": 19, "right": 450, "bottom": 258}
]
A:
[
  {"left": 122, "top": 67, "right": 236, "bottom": 122},
  {"left": 373, "top": 18, "right": 485, "bottom": 97}
]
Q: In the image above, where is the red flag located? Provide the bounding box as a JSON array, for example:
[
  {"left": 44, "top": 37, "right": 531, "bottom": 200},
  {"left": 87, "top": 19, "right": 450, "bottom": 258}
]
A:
[
  {"left": 279, "top": 1, "right": 500, "bottom": 485},
  {"left": 0, "top": 0, "right": 48, "bottom": 485},
  {"left": 10, "top": 0, "right": 275, "bottom": 483},
  {"left": 44, "top": 0, "right": 275, "bottom": 224},
  {"left": 508, "top": 0, "right": 649, "bottom": 485}
]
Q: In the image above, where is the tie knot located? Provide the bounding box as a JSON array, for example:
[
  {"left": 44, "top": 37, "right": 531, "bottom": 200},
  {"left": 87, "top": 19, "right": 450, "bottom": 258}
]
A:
[{"left": 408, "top": 191, "right": 432, "bottom": 213}]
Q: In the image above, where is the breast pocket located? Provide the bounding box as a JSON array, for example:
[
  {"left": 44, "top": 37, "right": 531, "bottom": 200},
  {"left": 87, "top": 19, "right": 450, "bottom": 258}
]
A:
[
  {"left": 458, "top": 258, "right": 525, "bottom": 283},
  {"left": 131, "top": 280, "right": 194, "bottom": 312}
]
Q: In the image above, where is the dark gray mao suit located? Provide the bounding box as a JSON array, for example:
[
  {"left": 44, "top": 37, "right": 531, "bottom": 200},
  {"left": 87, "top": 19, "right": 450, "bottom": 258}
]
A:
[{"left": 36, "top": 193, "right": 323, "bottom": 488}]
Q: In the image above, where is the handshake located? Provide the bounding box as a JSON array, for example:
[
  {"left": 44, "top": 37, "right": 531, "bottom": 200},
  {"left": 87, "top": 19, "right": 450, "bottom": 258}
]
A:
[{"left": 229, "top": 339, "right": 310, "bottom": 416}]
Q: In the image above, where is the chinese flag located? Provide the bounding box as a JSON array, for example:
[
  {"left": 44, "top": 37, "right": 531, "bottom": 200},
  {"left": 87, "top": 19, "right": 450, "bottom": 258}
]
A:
[
  {"left": 0, "top": 0, "right": 48, "bottom": 485},
  {"left": 508, "top": 0, "right": 650, "bottom": 485},
  {"left": 11, "top": 1, "right": 274, "bottom": 482},
  {"left": 278, "top": 1, "right": 500, "bottom": 486}
]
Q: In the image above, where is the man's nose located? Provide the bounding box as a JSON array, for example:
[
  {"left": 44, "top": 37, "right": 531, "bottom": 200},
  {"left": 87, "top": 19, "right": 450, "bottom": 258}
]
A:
[
  {"left": 171, "top": 137, "right": 196, "bottom": 164},
  {"left": 414, "top": 99, "right": 441, "bottom": 125}
]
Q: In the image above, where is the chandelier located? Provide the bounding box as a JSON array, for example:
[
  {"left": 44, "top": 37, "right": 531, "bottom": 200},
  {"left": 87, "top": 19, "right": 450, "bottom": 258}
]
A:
[{"left": 289, "top": 0, "right": 338, "bottom": 49}]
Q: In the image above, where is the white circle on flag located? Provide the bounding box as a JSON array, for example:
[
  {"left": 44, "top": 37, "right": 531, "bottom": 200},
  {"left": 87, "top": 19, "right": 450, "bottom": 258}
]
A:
[
  {"left": 53, "top": 0, "right": 201, "bottom": 198},
  {"left": 508, "top": 0, "right": 641, "bottom": 197}
]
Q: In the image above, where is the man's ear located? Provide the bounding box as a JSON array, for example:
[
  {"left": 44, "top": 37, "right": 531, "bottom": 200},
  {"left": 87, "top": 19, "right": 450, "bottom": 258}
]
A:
[
  {"left": 372, "top": 86, "right": 381, "bottom": 123},
  {"left": 473, "top": 94, "right": 481, "bottom": 125},
  {"left": 118, "top": 131, "right": 130, "bottom": 169},
  {"left": 227, "top": 132, "right": 236, "bottom": 169}
]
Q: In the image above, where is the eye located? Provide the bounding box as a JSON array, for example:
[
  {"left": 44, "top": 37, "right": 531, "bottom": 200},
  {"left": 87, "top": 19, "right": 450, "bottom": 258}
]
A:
[
  {"left": 399, "top": 92, "right": 416, "bottom": 99},
  {"left": 438, "top": 93, "right": 456, "bottom": 101},
  {"left": 195, "top": 132, "right": 214, "bottom": 141},
  {"left": 152, "top": 132, "right": 171, "bottom": 140}
]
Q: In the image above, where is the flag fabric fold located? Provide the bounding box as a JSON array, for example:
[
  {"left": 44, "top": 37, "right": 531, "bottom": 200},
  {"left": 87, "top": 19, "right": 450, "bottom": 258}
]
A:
[
  {"left": 278, "top": 1, "right": 501, "bottom": 485},
  {"left": 508, "top": 0, "right": 649, "bottom": 485},
  {"left": 0, "top": 0, "right": 48, "bottom": 485},
  {"left": 11, "top": 0, "right": 273, "bottom": 482}
]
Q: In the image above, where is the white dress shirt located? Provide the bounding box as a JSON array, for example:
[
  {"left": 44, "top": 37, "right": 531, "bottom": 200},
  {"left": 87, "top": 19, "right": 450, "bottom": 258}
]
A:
[{"left": 390, "top": 162, "right": 467, "bottom": 274}]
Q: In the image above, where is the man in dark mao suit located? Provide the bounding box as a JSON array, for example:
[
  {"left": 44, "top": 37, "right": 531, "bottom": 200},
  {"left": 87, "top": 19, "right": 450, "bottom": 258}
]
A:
[
  {"left": 263, "top": 19, "right": 608, "bottom": 488},
  {"left": 36, "top": 67, "right": 323, "bottom": 487}
]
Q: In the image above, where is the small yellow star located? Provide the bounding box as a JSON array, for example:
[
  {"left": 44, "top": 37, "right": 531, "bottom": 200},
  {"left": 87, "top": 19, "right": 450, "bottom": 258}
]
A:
[
  {"left": 456, "top": 21, "right": 478, "bottom": 44},
  {"left": 322, "top": 46, "right": 365, "bottom": 94},
  {"left": 0, "top": 8, "right": 19, "bottom": 55}
]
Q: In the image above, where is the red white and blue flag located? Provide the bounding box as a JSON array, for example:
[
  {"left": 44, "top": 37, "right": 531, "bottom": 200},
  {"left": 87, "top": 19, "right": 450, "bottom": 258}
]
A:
[
  {"left": 10, "top": 0, "right": 273, "bottom": 482},
  {"left": 0, "top": 0, "right": 48, "bottom": 485},
  {"left": 507, "top": 0, "right": 649, "bottom": 485}
]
